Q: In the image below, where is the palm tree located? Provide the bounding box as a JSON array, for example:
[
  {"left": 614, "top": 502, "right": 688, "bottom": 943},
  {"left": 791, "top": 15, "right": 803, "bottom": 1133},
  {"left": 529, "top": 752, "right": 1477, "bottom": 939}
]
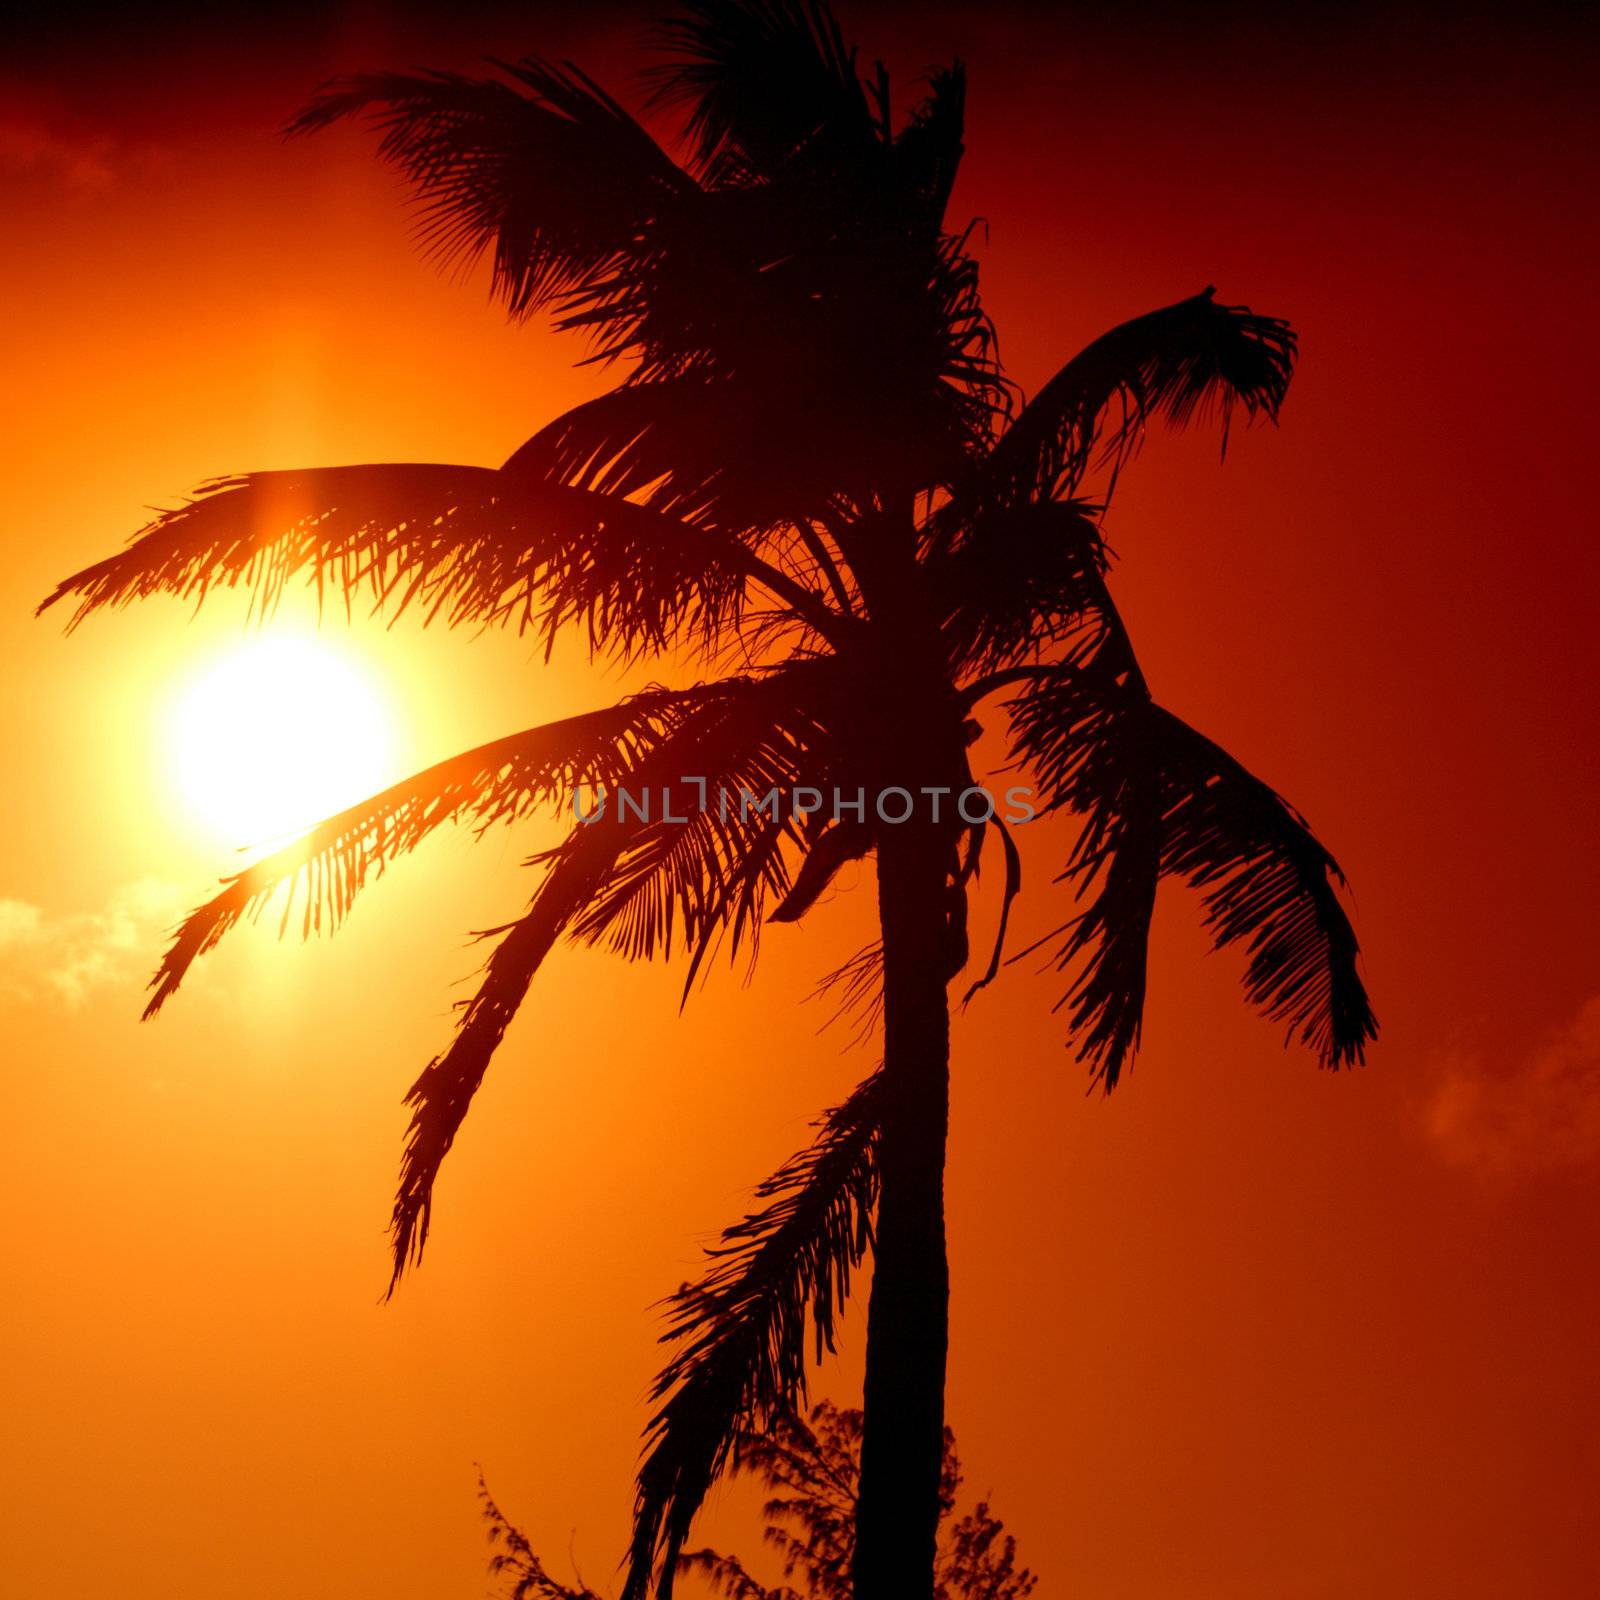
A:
[{"left": 40, "top": 3, "right": 1376, "bottom": 1597}]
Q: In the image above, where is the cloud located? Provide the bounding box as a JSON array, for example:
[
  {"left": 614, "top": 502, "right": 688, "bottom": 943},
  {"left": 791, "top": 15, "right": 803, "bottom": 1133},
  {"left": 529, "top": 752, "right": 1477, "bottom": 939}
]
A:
[
  {"left": 0, "top": 879, "right": 186, "bottom": 1006},
  {"left": 0, "top": 117, "right": 116, "bottom": 190},
  {"left": 1425, "top": 996, "right": 1600, "bottom": 1180}
]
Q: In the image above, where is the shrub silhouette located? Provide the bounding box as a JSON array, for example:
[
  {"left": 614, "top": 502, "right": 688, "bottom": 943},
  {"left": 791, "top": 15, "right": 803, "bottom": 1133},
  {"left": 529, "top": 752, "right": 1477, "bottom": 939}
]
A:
[{"left": 481, "top": 1402, "right": 1036, "bottom": 1600}]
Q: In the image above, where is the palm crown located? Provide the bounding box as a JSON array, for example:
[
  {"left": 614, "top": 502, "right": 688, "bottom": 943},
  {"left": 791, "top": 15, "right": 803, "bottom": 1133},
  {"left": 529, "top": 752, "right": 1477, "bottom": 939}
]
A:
[{"left": 41, "top": 4, "right": 1375, "bottom": 1596}]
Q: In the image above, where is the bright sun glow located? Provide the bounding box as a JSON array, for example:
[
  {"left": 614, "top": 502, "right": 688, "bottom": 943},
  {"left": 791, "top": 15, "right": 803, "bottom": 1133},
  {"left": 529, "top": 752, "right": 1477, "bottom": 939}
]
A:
[{"left": 168, "top": 636, "right": 396, "bottom": 845}]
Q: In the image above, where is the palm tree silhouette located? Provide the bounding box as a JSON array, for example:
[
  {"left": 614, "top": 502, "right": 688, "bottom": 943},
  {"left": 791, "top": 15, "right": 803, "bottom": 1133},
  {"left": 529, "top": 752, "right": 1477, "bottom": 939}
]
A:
[{"left": 40, "top": 4, "right": 1376, "bottom": 1597}]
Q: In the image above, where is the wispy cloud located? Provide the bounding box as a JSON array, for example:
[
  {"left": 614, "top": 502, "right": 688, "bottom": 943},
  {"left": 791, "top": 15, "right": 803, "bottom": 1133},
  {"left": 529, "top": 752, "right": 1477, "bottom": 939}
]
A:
[
  {"left": 0, "top": 879, "right": 185, "bottom": 1006},
  {"left": 1425, "top": 996, "right": 1600, "bottom": 1180},
  {"left": 0, "top": 117, "right": 117, "bottom": 191}
]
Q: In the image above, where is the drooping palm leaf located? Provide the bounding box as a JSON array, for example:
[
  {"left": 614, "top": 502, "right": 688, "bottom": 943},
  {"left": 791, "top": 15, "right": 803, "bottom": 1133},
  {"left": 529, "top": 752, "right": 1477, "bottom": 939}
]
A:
[
  {"left": 1049, "top": 765, "right": 1162, "bottom": 1088},
  {"left": 391, "top": 665, "right": 854, "bottom": 1282},
  {"left": 624, "top": 1068, "right": 883, "bottom": 1599},
  {"left": 943, "top": 286, "right": 1295, "bottom": 533},
  {"left": 141, "top": 686, "right": 723, "bottom": 1018},
  {"left": 1007, "top": 608, "right": 1374, "bottom": 1083},
  {"left": 1003, "top": 635, "right": 1158, "bottom": 1089},
  {"left": 580, "top": 782, "right": 799, "bottom": 1000},
  {"left": 1153, "top": 707, "right": 1376, "bottom": 1066},
  {"left": 810, "top": 941, "right": 885, "bottom": 1045},
  {"left": 390, "top": 813, "right": 635, "bottom": 1286}
]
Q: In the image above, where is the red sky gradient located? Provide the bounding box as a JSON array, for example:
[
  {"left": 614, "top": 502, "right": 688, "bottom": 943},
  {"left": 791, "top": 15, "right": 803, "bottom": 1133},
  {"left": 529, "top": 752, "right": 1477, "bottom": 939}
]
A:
[{"left": 3, "top": 4, "right": 1597, "bottom": 1597}]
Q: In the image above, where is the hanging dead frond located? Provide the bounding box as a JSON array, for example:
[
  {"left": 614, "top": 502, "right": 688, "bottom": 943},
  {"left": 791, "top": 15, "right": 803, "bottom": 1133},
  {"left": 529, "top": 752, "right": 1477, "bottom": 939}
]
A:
[
  {"left": 768, "top": 819, "right": 873, "bottom": 924},
  {"left": 961, "top": 816, "right": 1022, "bottom": 1006}
]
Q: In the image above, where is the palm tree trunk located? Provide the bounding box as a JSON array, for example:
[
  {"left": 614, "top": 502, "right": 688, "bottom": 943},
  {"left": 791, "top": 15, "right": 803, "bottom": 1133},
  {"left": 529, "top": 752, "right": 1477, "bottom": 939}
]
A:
[{"left": 853, "top": 822, "right": 953, "bottom": 1600}]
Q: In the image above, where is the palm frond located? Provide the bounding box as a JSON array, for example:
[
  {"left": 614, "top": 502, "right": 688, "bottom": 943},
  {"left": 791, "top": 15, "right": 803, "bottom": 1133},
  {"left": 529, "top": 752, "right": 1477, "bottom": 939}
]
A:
[
  {"left": 647, "top": 0, "right": 872, "bottom": 184},
  {"left": 948, "top": 286, "right": 1295, "bottom": 524},
  {"left": 140, "top": 687, "right": 721, "bottom": 1018},
  {"left": 922, "top": 231, "right": 1012, "bottom": 457},
  {"left": 996, "top": 552, "right": 1167, "bottom": 1087},
  {"left": 567, "top": 662, "right": 853, "bottom": 992},
  {"left": 525, "top": 236, "right": 998, "bottom": 519},
  {"left": 504, "top": 376, "right": 850, "bottom": 538},
  {"left": 1005, "top": 648, "right": 1158, "bottom": 1088},
  {"left": 805, "top": 943, "right": 885, "bottom": 1052},
  {"left": 390, "top": 668, "right": 853, "bottom": 1282},
  {"left": 39, "top": 465, "right": 500, "bottom": 628},
  {"left": 1007, "top": 629, "right": 1373, "bottom": 1082},
  {"left": 1154, "top": 708, "right": 1376, "bottom": 1066},
  {"left": 641, "top": 13, "right": 999, "bottom": 472},
  {"left": 1049, "top": 767, "right": 1161, "bottom": 1088},
  {"left": 934, "top": 499, "right": 1106, "bottom": 676},
  {"left": 768, "top": 818, "right": 872, "bottom": 924},
  {"left": 285, "top": 36, "right": 987, "bottom": 449},
  {"left": 570, "top": 758, "right": 798, "bottom": 993},
  {"left": 38, "top": 464, "right": 797, "bottom": 660},
  {"left": 390, "top": 812, "right": 637, "bottom": 1285},
  {"left": 892, "top": 63, "right": 966, "bottom": 225},
  {"left": 624, "top": 1069, "right": 883, "bottom": 1599},
  {"left": 289, "top": 61, "right": 693, "bottom": 323}
]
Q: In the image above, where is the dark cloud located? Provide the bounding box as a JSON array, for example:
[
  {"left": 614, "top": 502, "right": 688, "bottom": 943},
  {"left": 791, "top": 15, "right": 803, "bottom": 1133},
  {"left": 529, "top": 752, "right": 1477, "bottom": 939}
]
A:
[{"left": 1426, "top": 998, "right": 1600, "bottom": 1181}]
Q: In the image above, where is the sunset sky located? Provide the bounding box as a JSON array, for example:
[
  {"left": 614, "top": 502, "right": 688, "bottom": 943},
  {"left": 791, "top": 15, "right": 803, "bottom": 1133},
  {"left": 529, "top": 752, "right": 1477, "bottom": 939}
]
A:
[{"left": 3, "top": 3, "right": 1597, "bottom": 1596}]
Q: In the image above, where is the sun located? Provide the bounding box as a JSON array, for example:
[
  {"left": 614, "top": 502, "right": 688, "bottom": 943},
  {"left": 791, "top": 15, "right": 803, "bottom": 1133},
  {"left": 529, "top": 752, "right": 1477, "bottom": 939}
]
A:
[{"left": 167, "top": 634, "right": 397, "bottom": 846}]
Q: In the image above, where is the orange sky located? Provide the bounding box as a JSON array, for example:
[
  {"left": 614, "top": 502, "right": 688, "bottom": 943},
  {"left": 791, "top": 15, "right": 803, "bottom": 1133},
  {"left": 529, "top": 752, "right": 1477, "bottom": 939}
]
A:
[{"left": 3, "top": 3, "right": 1598, "bottom": 1597}]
